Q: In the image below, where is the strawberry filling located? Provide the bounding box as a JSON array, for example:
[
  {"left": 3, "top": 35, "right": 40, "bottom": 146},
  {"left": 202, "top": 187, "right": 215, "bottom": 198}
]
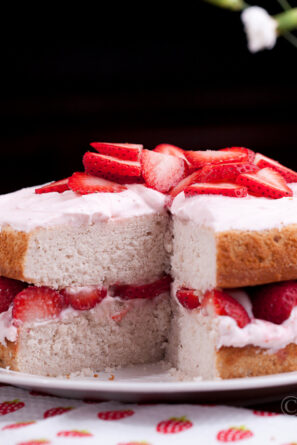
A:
[
  {"left": 176, "top": 280, "right": 297, "bottom": 329},
  {"left": 0, "top": 276, "right": 171, "bottom": 323}
]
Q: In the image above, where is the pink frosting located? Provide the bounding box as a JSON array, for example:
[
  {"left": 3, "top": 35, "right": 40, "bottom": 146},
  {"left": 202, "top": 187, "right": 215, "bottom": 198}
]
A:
[{"left": 0, "top": 184, "right": 166, "bottom": 232}]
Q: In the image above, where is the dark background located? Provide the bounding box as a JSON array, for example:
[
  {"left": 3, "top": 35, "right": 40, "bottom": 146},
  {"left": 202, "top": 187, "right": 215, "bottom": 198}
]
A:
[{"left": 1, "top": 1, "right": 296, "bottom": 194}]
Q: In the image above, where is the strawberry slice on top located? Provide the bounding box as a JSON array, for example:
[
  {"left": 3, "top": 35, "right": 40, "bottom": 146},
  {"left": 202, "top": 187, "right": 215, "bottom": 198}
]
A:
[
  {"left": 154, "top": 143, "right": 189, "bottom": 163},
  {"left": 90, "top": 142, "right": 143, "bottom": 162},
  {"left": 185, "top": 149, "right": 248, "bottom": 169},
  {"left": 220, "top": 146, "right": 256, "bottom": 163},
  {"left": 141, "top": 149, "right": 186, "bottom": 193},
  {"left": 12, "top": 286, "right": 64, "bottom": 322},
  {"left": 83, "top": 152, "right": 141, "bottom": 179},
  {"left": 184, "top": 182, "right": 248, "bottom": 198},
  {"left": 61, "top": 286, "right": 107, "bottom": 311},
  {"left": 252, "top": 281, "right": 297, "bottom": 325},
  {"left": 196, "top": 162, "right": 259, "bottom": 183},
  {"left": 236, "top": 167, "right": 293, "bottom": 199},
  {"left": 202, "top": 289, "right": 251, "bottom": 328},
  {"left": 35, "top": 178, "right": 70, "bottom": 195},
  {"left": 68, "top": 172, "right": 127, "bottom": 195},
  {"left": 254, "top": 153, "right": 297, "bottom": 183},
  {"left": 169, "top": 170, "right": 205, "bottom": 198}
]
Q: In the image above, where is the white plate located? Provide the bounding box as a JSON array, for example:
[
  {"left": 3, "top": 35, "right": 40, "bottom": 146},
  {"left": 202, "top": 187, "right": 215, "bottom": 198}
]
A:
[{"left": 1, "top": 363, "right": 297, "bottom": 403}]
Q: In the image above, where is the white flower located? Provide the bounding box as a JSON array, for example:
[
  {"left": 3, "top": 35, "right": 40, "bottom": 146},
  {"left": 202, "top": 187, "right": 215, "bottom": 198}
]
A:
[{"left": 241, "top": 6, "right": 278, "bottom": 53}]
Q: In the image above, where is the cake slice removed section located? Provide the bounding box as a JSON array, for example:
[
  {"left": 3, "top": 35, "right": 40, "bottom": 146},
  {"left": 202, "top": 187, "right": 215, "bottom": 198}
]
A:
[{"left": 167, "top": 284, "right": 297, "bottom": 379}]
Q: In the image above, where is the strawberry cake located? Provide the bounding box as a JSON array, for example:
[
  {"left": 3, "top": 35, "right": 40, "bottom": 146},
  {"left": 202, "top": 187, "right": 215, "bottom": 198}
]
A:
[{"left": 1, "top": 142, "right": 297, "bottom": 379}]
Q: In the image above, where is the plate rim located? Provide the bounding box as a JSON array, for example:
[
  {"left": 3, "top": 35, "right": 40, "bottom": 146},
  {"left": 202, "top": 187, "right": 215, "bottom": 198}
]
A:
[{"left": 1, "top": 368, "right": 297, "bottom": 393}]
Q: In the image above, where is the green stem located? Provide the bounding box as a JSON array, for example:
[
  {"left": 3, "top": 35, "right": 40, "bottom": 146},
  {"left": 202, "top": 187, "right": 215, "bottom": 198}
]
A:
[
  {"left": 277, "top": 0, "right": 291, "bottom": 11},
  {"left": 275, "top": 8, "right": 297, "bottom": 34},
  {"left": 203, "top": 0, "right": 247, "bottom": 11}
]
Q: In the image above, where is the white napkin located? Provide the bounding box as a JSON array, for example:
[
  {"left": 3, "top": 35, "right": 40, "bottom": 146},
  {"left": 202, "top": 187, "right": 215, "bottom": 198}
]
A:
[{"left": 0, "top": 384, "right": 296, "bottom": 444}]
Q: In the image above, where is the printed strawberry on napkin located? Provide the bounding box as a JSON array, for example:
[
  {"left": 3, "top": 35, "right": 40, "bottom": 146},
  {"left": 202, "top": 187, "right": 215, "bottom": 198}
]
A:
[{"left": 1, "top": 384, "right": 297, "bottom": 444}]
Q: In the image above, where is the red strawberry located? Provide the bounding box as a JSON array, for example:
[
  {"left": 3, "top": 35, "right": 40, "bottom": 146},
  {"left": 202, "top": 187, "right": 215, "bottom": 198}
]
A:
[
  {"left": 202, "top": 289, "right": 251, "bottom": 328},
  {"left": 169, "top": 170, "right": 205, "bottom": 198},
  {"left": 90, "top": 142, "right": 143, "bottom": 161},
  {"left": 254, "top": 153, "right": 297, "bottom": 183},
  {"left": 2, "top": 421, "right": 35, "bottom": 430},
  {"left": 57, "top": 430, "right": 93, "bottom": 437},
  {"left": 113, "top": 275, "right": 172, "bottom": 300},
  {"left": 141, "top": 149, "right": 186, "bottom": 193},
  {"left": 252, "top": 281, "right": 297, "bottom": 325},
  {"left": 154, "top": 143, "right": 188, "bottom": 163},
  {"left": 43, "top": 406, "right": 73, "bottom": 418},
  {"left": 220, "top": 147, "right": 255, "bottom": 163},
  {"left": 17, "top": 441, "right": 50, "bottom": 445},
  {"left": 196, "top": 163, "right": 259, "bottom": 183},
  {"left": 83, "top": 152, "right": 141, "bottom": 178},
  {"left": 217, "top": 426, "right": 253, "bottom": 442},
  {"left": 35, "top": 178, "right": 69, "bottom": 194},
  {"left": 184, "top": 183, "right": 248, "bottom": 198},
  {"left": 185, "top": 149, "right": 248, "bottom": 168},
  {"left": 253, "top": 410, "right": 279, "bottom": 416},
  {"left": 0, "top": 399, "right": 25, "bottom": 415},
  {"left": 98, "top": 409, "right": 134, "bottom": 421},
  {"left": 12, "top": 287, "right": 64, "bottom": 322},
  {"left": 68, "top": 172, "right": 127, "bottom": 194},
  {"left": 156, "top": 416, "right": 193, "bottom": 434},
  {"left": 0, "top": 277, "right": 26, "bottom": 313},
  {"left": 236, "top": 167, "right": 293, "bottom": 199},
  {"left": 61, "top": 286, "right": 107, "bottom": 311},
  {"left": 176, "top": 288, "right": 200, "bottom": 310}
]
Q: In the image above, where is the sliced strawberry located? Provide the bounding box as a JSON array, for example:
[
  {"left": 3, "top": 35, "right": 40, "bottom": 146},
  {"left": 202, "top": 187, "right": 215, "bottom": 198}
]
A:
[
  {"left": 90, "top": 142, "right": 143, "bottom": 162},
  {"left": 196, "top": 162, "right": 259, "bottom": 183},
  {"left": 202, "top": 289, "right": 251, "bottom": 328},
  {"left": 154, "top": 143, "right": 188, "bottom": 163},
  {"left": 61, "top": 286, "right": 107, "bottom": 311},
  {"left": 254, "top": 153, "right": 297, "bottom": 183},
  {"left": 113, "top": 275, "right": 172, "bottom": 300},
  {"left": 83, "top": 152, "right": 141, "bottom": 179},
  {"left": 169, "top": 170, "right": 204, "bottom": 198},
  {"left": 185, "top": 149, "right": 248, "bottom": 168},
  {"left": 68, "top": 172, "right": 127, "bottom": 195},
  {"left": 236, "top": 167, "right": 293, "bottom": 199},
  {"left": 184, "top": 182, "right": 248, "bottom": 198},
  {"left": 0, "top": 277, "right": 27, "bottom": 313},
  {"left": 35, "top": 178, "right": 70, "bottom": 194},
  {"left": 252, "top": 281, "right": 297, "bottom": 325},
  {"left": 12, "top": 286, "right": 64, "bottom": 322},
  {"left": 176, "top": 288, "right": 200, "bottom": 310},
  {"left": 220, "top": 147, "right": 255, "bottom": 163},
  {"left": 141, "top": 150, "right": 186, "bottom": 193}
]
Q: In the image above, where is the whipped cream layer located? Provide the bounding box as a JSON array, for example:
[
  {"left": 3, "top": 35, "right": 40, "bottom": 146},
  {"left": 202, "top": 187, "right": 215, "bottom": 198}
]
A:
[
  {"left": 171, "top": 183, "right": 297, "bottom": 232},
  {"left": 0, "top": 184, "right": 166, "bottom": 232},
  {"left": 216, "top": 290, "right": 297, "bottom": 351}
]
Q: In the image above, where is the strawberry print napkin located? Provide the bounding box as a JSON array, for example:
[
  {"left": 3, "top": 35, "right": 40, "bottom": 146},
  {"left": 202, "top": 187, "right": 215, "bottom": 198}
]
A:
[{"left": 1, "top": 384, "right": 297, "bottom": 444}]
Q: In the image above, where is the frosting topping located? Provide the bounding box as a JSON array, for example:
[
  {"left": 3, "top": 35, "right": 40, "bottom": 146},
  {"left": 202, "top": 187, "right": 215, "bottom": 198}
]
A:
[
  {"left": 0, "top": 184, "right": 166, "bottom": 232},
  {"left": 171, "top": 183, "right": 297, "bottom": 232}
]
